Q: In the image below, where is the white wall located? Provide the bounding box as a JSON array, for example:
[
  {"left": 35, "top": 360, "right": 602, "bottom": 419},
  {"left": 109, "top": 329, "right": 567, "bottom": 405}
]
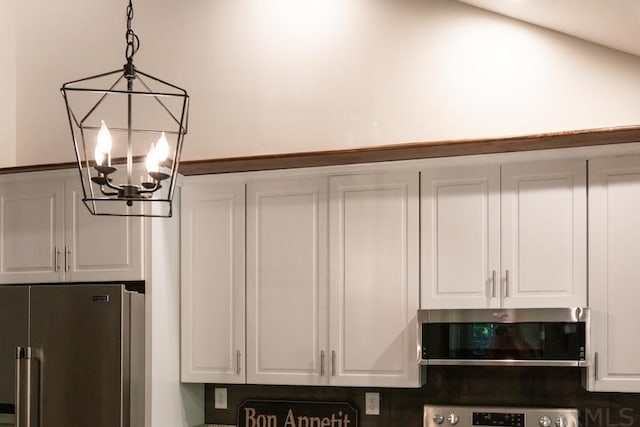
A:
[
  {"left": 0, "top": 0, "right": 16, "bottom": 167},
  {"left": 13, "top": 0, "right": 640, "bottom": 166},
  {"left": 146, "top": 192, "right": 204, "bottom": 427}
]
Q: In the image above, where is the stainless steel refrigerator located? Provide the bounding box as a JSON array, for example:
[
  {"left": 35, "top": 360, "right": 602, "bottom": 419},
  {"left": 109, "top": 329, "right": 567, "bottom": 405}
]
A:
[{"left": 0, "top": 284, "right": 144, "bottom": 427}]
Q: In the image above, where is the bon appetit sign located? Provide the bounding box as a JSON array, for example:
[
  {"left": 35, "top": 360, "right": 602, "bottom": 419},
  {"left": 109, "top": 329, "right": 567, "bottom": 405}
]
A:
[{"left": 238, "top": 400, "right": 358, "bottom": 427}]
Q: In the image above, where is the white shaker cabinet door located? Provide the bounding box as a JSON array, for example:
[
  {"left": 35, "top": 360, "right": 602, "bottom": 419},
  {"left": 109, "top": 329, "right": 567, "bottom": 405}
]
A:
[
  {"left": 181, "top": 181, "right": 246, "bottom": 383},
  {"left": 421, "top": 165, "right": 501, "bottom": 309},
  {"left": 501, "top": 160, "right": 587, "bottom": 308},
  {"left": 246, "top": 177, "right": 328, "bottom": 385},
  {"left": 64, "top": 179, "right": 144, "bottom": 282},
  {"left": 0, "top": 176, "right": 65, "bottom": 283},
  {"left": 587, "top": 156, "right": 640, "bottom": 392},
  {"left": 328, "top": 171, "right": 421, "bottom": 387}
]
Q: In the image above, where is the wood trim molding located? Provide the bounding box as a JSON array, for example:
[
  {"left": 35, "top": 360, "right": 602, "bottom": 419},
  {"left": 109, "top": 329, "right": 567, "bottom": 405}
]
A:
[
  {"left": 0, "top": 161, "right": 77, "bottom": 175},
  {"left": 3, "top": 125, "right": 640, "bottom": 176},
  {"left": 0, "top": 156, "right": 146, "bottom": 176},
  {"left": 178, "top": 125, "right": 640, "bottom": 175}
]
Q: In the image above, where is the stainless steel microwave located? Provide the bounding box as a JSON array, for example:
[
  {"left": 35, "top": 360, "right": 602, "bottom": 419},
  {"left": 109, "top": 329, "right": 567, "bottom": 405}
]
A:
[{"left": 418, "top": 307, "right": 589, "bottom": 367}]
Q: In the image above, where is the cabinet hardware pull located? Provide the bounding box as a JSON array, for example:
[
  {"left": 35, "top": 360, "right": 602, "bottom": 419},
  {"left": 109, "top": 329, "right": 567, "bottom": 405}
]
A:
[
  {"left": 236, "top": 350, "right": 241, "bottom": 375},
  {"left": 331, "top": 350, "right": 336, "bottom": 377},
  {"left": 504, "top": 269, "right": 510, "bottom": 298},
  {"left": 320, "top": 351, "right": 325, "bottom": 376},
  {"left": 15, "top": 347, "right": 22, "bottom": 427},
  {"left": 65, "top": 247, "right": 71, "bottom": 272},
  {"left": 491, "top": 270, "right": 496, "bottom": 297},
  {"left": 594, "top": 352, "right": 598, "bottom": 381},
  {"left": 25, "top": 347, "right": 32, "bottom": 427},
  {"left": 54, "top": 247, "right": 61, "bottom": 272}
]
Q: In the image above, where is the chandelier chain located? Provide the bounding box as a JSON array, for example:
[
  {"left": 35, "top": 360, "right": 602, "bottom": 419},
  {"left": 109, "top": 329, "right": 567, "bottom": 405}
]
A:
[{"left": 125, "top": 0, "right": 140, "bottom": 64}]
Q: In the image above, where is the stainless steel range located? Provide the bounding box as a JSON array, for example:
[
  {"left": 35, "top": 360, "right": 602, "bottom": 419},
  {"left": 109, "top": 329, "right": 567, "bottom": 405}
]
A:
[{"left": 424, "top": 405, "right": 579, "bottom": 427}]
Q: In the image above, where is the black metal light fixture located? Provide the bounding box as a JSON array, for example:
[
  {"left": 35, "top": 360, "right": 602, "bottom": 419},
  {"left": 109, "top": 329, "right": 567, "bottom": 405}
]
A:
[{"left": 61, "top": 0, "right": 189, "bottom": 217}]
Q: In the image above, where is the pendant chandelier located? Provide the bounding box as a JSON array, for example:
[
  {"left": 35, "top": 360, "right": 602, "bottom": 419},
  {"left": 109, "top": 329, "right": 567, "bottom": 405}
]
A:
[{"left": 61, "top": 0, "right": 189, "bottom": 218}]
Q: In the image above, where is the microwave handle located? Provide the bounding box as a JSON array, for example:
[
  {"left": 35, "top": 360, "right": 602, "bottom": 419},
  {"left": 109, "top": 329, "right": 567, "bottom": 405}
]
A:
[{"left": 593, "top": 352, "right": 598, "bottom": 381}]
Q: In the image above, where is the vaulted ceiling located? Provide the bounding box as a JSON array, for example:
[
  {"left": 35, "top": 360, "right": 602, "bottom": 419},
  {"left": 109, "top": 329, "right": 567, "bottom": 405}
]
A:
[{"left": 456, "top": 0, "right": 640, "bottom": 57}]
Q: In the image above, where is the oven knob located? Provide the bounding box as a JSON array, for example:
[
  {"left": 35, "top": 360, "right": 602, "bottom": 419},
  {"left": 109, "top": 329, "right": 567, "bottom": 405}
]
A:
[
  {"left": 448, "top": 413, "right": 460, "bottom": 425},
  {"left": 539, "top": 416, "right": 552, "bottom": 427},
  {"left": 433, "top": 414, "right": 445, "bottom": 425},
  {"left": 556, "top": 416, "right": 568, "bottom": 427}
]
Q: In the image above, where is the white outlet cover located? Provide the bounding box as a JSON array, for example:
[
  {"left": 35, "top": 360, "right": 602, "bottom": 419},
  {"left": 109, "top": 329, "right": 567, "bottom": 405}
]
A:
[
  {"left": 214, "top": 388, "right": 227, "bottom": 410},
  {"left": 365, "top": 392, "right": 380, "bottom": 415}
]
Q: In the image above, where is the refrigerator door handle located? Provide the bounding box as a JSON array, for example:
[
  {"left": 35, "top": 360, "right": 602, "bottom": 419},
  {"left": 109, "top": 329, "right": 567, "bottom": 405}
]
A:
[
  {"left": 15, "top": 347, "right": 22, "bottom": 427},
  {"left": 24, "top": 347, "right": 32, "bottom": 427}
]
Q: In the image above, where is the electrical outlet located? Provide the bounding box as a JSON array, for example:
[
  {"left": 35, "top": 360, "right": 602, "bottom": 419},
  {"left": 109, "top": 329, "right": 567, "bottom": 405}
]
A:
[
  {"left": 365, "top": 392, "right": 380, "bottom": 415},
  {"left": 214, "top": 388, "right": 227, "bottom": 410}
]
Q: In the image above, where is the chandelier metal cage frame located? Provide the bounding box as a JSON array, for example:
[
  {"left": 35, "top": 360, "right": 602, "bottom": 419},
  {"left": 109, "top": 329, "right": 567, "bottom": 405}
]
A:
[{"left": 61, "top": 0, "right": 189, "bottom": 218}]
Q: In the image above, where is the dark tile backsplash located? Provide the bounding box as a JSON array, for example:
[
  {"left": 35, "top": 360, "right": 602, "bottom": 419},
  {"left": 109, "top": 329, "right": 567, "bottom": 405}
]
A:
[{"left": 205, "top": 366, "right": 640, "bottom": 427}]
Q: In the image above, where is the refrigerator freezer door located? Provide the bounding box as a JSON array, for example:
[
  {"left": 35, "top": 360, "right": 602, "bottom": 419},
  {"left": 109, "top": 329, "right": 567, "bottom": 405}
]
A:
[
  {"left": 0, "top": 286, "right": 29, "bottom": 424},
  {"left": 30, "top": 285, "right": 124, "bottom": 427}
]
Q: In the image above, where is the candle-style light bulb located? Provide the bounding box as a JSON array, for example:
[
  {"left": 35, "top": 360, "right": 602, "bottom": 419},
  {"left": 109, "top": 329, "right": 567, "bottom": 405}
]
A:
[
  {"left": 94, "top": 145, "right": 105, "bottom": 166},
  {"left": 155, "top": 132, "right": 170, "bottom": 162},
  {"left": 145, "top": 145, "right": 159, "bottom": 173},
  {"left": 96, "top": 120, "right": 113, "bottom": 166}
]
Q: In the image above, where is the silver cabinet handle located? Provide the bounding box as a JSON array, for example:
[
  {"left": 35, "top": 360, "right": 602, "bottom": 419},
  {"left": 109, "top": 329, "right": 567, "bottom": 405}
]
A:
[
  {"left": 25, "top": 347, "right": 32, "bottom": 427},
  {"left": 15, "top": 347, "right": 22, "bottom": 427},
  {"left": 491, "top": 270, "right": 497, "bottom": 297},
  {"left": 54, "top": 247, "right": 61, "bottom": 272},
  {"left": 65, "top": 247, "right": 71, "bottom": 272},
  {"left": 236, "top": 350, "right": 241, "bottom": 375},
  {"left": 320, "top": 351, "right": 325, "bottom": 376},
  {"left": 504, "top": 269, "right": 510, "bottom": 298},
  {"left": 331, "top": 350, "right": 336, "bottom": 377},
  {"left": 594, "top": 352, "right": 598, "bottom": 380}
]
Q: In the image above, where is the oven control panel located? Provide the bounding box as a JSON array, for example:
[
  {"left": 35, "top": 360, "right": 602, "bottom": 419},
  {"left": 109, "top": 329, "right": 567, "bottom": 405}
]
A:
[{"left": 424, "top": 405, "right": 578, "bottom": 427}]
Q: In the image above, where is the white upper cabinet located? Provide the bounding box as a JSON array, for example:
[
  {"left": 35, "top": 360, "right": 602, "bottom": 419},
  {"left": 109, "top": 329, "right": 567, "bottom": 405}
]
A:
[
  {"left": 501, "top": 160, "right": 586, "bottom": 308},
  {"left": 586, "top": 156, "right": 640, "bottom": 392},
  {"left": 329, "top": 171, "right": 421, "bottom": 387},
  {"left": 0, "top": 171, "right": 143, "bottom": 283},
  {"left": 181, "top": 181, "right": 246, "bottom": 383},
  {"left": 421, "top": 165, "right": 500, "bottom": 308},
  {"left": 64, "top": 179, "right": 143, "bottom": 282},
  {"left": 246, "top": 177, "right": 328, "bottom": 385},
  {"left": 244, "top": 170, "right": 422, "bottom": 387},
  {"left": 422, "top": 159, "right": 586, "bottom": 309},
  {"left": 0, "top": 175, "right": 65, "bottom": 282}
]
